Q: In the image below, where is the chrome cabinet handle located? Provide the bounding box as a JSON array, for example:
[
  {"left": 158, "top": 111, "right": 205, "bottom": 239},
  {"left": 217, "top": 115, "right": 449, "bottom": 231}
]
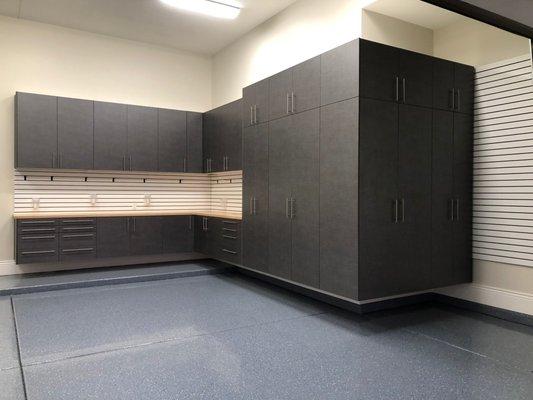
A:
[
  {"left": 290, "top": 198, "right": 295, "bottom": 219},
  {"left": 254, "top": 105, "right": 258, "bottom": 124},
  {"left": 402, "top": 78, "right": 406, "bottom": 103},
  {"left": 395, "top": 77, "right": 399, "bottom": 102},
  {"left": 62, "top": 248, "right": 94, "bottom": 253},
  {"left": 62, "top": 219, "right": 94, "bottom": 224},
  {"left": 286, "top": 93, "right": 290, "bottom": 114},
  {"left": 286, "top": 198, "right": 291, "bottom": 219},
  {"left": 392, "top": 199, "right": 398, "bottom": 223},
  {"left": 21, "top": 235, "right": 55, "bottom": 240},
  {"left": 249, "top": 196, "right": 254, "bottom": 215},
  {"left": 20, "top": 220, "right": 55, "bottom": 225},
  {"left": 455, "top": 199, "right": 460, "bottom": 221},
  {"left": 291, "top": 92, "right": 295, "bottom": 113},
  {"left": 21, "top": 250, "right": 56, "bottom": 255},
  {"left": 62, "top": 233, "right": 94, "bottom": 239},
  {"left": 250, "top": 106, "right": 253, "bottom": 125},
  {"left": 450, "top": 89, "right": 455, "bottom": 111},
  {"left": 222, "top": 249, "right": 237, "bottom": 255},
  {"left": 456, "top": 89, "right": 461, "bottom": 111},
  {"left": 399, "top": 198, "right": 405, "bottom": 222},
  {"left": 253, "top": 197, "right": 257, "bottom": 215}
]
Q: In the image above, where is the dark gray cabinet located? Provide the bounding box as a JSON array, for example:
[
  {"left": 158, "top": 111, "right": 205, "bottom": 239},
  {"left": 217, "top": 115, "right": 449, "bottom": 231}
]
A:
[
  {"left": 186, "top": 112, "right": 203, "bottom": 173},
  {"left": 433, "top": 59, "right": 475, "bottom": 114},
  {"left": 321, "top": 40, "right": 360, "bottom": 106},
  {"left": 58, "top": 97, "right": 94, "bottom": 170},
  {"left": 158, "top": 109, "right": 187, "bottom": 172},
  {"left": 15, "top": 219, "right": 59, "bottom": 264},
  {"left": 59, "top": 218, "right": 96, "bottom": 261},
  {"left": 127, "top": 105, "right": 158, "bottom": 172},
  {"left": 243, "top": 79, "right": 269, "bottom": 127},
  {"left": 269, "top": 56, "right": 321, "bottom": 120},
  {"left": 194, "top": 216, "right": 242, "bottom": 262},
  {"left": 130, "top": 216, "right": 162, "bottom": 256},
  {"left": 162, "top": 216, "right": 194, "bottom": 253},
  {"left": 268, "top": 109, "right": 320, "bottom": 287},
  {"left": 319, "top": 99, "right": 359, "bottom": 299},
  {"left": 15, "top": 92, "right": 58, "bottom": 169},
  {"left": 94, "top": 101, "right": 128, "bottom": 171},
  {"left": 97, "top": 217, "right": 129, "bottom": 258},
  {"left": 203, "top": 99, "right": 242, "bottom": 172},
  {"left": 243, "top": 123, "right": 269, "bottom": 273}
]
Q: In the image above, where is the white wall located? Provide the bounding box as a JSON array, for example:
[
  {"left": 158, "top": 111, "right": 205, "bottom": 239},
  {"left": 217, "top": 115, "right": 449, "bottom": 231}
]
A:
[
  {"left": 433, "top": 17, "right": 531, "bottom": 66},
  {"left": 362, "top": 10, "right": 434, "bottom": 55},
  {"left": 0, "top": 15, "right": 212, "bottom": 266},
  {"left": 212, "top": 0, "right": 376, "bottom": 108}
]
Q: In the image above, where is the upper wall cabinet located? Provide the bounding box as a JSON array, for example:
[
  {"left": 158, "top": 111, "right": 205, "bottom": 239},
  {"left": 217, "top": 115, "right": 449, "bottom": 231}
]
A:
[
  {"left": 243, "top": 79, "right": 269, "bottom": 127},
  {"left": 269, "top": 56, "right": 321, "bottom": 120},
  {"left": 433, "top": 59, "right": 475, "bottom": 114},
  {"left": 321, "top": 40, "right": 360, "bottom": 106},
  {"left": 58, "top": 97, "right": 94, "bottom": 170},
  {"left": 16, "top": 92, "right": 205, "bottom": 173},
  {"left": 94, "top": 101, "right": 128, "bottom": 171},
  {"left": 15, "top": 92, "right": 58, "bottom": 169}
]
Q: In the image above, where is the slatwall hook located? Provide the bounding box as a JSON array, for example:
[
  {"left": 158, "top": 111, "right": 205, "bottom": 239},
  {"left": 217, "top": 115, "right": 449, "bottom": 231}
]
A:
[
  {"left": 23, "top": 175, "right": 27, "bottom": 181},
  {"left": 84, "top": 177, "right": 88, "bottom": 182},
  {"left": 50, "top": 176, "right": 54, "bottom": 181},
  {"left": 143, "top": 178, "right": 146, "bottom": 183},
  {"left": 112, "top": 177, "right": 116, "bottom": 183}
]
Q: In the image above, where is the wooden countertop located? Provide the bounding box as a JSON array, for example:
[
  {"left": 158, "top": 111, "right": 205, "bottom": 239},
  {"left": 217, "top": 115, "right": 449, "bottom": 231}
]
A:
[{"left": 13, "top": 210, "right": 242, "bottom": 221}]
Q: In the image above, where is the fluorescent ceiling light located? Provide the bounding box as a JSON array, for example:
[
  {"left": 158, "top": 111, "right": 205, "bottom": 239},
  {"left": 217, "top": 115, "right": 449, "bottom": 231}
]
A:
[{"left": 161, "top": 0, "right": 242, "bottom": 20}]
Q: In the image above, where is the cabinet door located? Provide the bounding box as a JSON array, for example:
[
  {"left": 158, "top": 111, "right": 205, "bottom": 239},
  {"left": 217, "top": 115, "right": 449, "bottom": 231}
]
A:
[
  {"left": 204, "top": 108, "right": 223, "bottom": 172},
  {"left": 254, "top": 78, "right": 270, "bottom": 125},
  {"left": 242, "top": 84, "right": 255, "bottom": 128},
  {"left": 433, "top": 59, "right": 455, "bottom": 111},
  {"left": 97, "top": 217, "right": 129, "bottom": 258},
  {"left": 158, "top": 109, "right": 187, "bottom": 172},
  {"left": 321, "top": 40, "right": 359, "bottom": 106},
  {"left": 293, "top": 56, "right": 321, "bottom": 114},
  {"left": 319, "top": 99, "right": 359, "bottom": 299},
  {"left": 455, "top": 63, "right": 475, "bottom": 115},
  {"left": 431, "top": 110, "right": 455, "bottom": 287},
  {"left": 359, "top": 39, "right": 398, "bottom": 103},
  {"left": 94, "top": 101, "right": 128, "bottom": 171},
  {"left": 130, "top": 217, "right": 162, "bottom": 256},
  {"left": 202, "top": 113, "right": 214, "bottom": 172},
  {"left": 269, "top": 69, "right": 293, "bottom": 120},
  {"left": 15, "top": 93, "right": 58, "bottom": 169},
  {"left": 358, "top": 98, "right": 399, "bottom": 301},
  {"left": 268, "top": 116, "right": 292, "bottom": 279},
  {"left": 290, "top": 109, "right": 320, "bottom": 288},
  {"left": 162, "top": 216, "right": 194, "bottom": 253},
  {"left": 194, "top": 216, "right": 209, "bottom": 254},
  {"left": 396, "top": 105, "right": 432, "bottom": 294},
  {"left": 223, "top": 100, "right": 243, "bottom": 171},
  {"left": 243, "top": 124, "right": 269, "bottom": 272},
  {"left": 453, "top": 112, "right": 473, "bottom": 284},
  {"left": 127, "top": 105, "right": 158, "bottom": 172},
  {"left": 58, "top": 97, "right": 94, "bottom": 170},
  {"left": 398, "top": 49, "right": 433, "bottom": 108},
  {"left": 186, "top": 112, "right": 203, "bottom": 173}
]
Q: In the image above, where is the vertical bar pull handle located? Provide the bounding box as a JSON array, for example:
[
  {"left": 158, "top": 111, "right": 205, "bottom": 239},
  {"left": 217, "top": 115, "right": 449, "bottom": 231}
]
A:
[
  {"left": 249, "top": 197, "right": 254, "bottom": 215},
  {"left": 402, "top": 78, "right": 406, "bottom": 103},
  {"left": 392, "top": 199, "right": 398, "bottom": 223},
  {"left": 254, "top": 105, "right": 258, "bottom": 124},
  {"left": 456, "top": 89, "right": 461, "bottom": 111},
  {"left": 253, "top": 197, "right": 257, "bottom": 215},
  {"left": 455, "top": 199, "right": 460, "bottom": 221},
  {"left": 286, "top": 198, "right": 291, "bottom": 219},
  {"left": 400, "top": 198, "right": 405, "bottom": 222},
  {"left": 450, "top": 89, "right": 455, "bottom": 111},
  {"left": 286, "top": 93, "right": 290, "bottom": 115},
  {"left": 290, "top": 198, "right": 295, "bottom": 219},
  {"left": 395, "top": 77, "right": 399, "bottom": 102},
  {"left": 291, "top": 92, "right": 295, "bottom": 113},
  {"left": 250, "top": 106, "right": 253, "bottom": 125}
]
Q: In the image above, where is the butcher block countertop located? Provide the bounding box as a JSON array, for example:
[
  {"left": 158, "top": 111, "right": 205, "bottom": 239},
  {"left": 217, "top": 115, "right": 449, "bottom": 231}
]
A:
[{"left": 13, "top": 210, "right": 242, "bottom": 221}]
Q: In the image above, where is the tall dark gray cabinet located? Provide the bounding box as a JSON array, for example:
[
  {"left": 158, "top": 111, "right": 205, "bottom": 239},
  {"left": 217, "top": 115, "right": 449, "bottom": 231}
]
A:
[{"left": 241, "top": 38, "right": 474, "bottom": 302}]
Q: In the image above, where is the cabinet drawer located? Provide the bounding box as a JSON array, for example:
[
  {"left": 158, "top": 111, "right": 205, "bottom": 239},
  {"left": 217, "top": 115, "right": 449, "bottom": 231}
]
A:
[
  {"left": 60, "top": 247, "right": 96, "bottom": 262},
  {"left": 218, "top": 247, "right": 241, "bottom": 264},
  {"left": 61, "top": 218, "right": 96, "bottom": 227},
  {"left": 60, "top": 233, "right": 96, "bottom": 249},
  {"left": 17, "top": 219, "right": 58, "bottom": 234},
  {"left": 17, "top": 234, "right": 58, "bottom": 251},
  {"left": 17, "top": 249, "right": 58, "bottom": 264}
]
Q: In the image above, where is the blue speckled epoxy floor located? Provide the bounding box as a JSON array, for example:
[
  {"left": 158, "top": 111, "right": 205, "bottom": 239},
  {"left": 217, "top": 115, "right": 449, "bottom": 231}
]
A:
[{"left": 1, "top": 269, "right": 532, "bottom": 399}]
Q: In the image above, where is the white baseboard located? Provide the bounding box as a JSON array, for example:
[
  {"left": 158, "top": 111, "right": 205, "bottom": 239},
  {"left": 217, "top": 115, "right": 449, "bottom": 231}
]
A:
[
  {"left": 0, "top": 260, "right": 18, "bottom": 276},
  {"left": 435, "top": 283, "right": 533, "bottom": 316}
]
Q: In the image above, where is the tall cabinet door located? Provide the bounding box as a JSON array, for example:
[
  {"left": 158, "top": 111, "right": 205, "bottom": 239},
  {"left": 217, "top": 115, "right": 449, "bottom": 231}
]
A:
[
  {"left": 398, "top": 50, "right": 433, "bottom": 108},
  {"left": 396, "top": 105, "right": 432, "bottom": 294},
  {"left": 94, "top": 101, "right": 128, "bottom": 171},
  {"left": 243, "top": 123, "right": 269, "bottom": 272},
  {"left": 268, "top": 116, "right": 292, "bottom": 279},
  {"left": 290, "top": 109, "right": 320, "bottom": 288},
  {"left": 15, "top": 93, "right": 58, "bottom": 169},
  {"left": 186, "top": 112, "right": 203, "bottom": 173},
  {"left": 292, "top": 56, "right": 321, "bottom": 114},
  {"left": 127, "top": 105, "right": 158, "bottom": 172},
  {"left": 453, "top": 112, "right": 473, "bottom": 283},
  {"left": 454, "top": 64, "right": 475, "bottom": 115},
  {"left": 58, "top": 97, "right": 94, "bottom": 170},
  {"left": 358, "top": 98, "right": 399, "bottom": 301},
  {"left": 319, "top": 98, "right": 359, "bottom": 299},
  {"left": 431, "top": 110, "right": 455, "bottom": 287},
  {"left": 158, "top": 109, "right": 186, "bottom": 172},
  {"left": 269, "top": 69, "right": 293, "bottom": 121}
]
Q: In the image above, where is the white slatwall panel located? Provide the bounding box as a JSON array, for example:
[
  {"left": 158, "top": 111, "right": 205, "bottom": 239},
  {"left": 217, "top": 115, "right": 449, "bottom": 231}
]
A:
[
  {"left": 14, "top": 169, "right": 242, "bottom": 214},
  {"left": 474, "top": 54, "right": 533, "bottom": 267}
]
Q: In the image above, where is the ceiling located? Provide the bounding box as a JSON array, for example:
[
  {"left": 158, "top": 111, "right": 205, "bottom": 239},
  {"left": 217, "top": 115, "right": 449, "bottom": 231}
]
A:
[
  {"left": 0, "top": 0, "right": 298, "bottom": 55},
  {"left": 365, "top": 0, "right": 464, "bottom": 30}
]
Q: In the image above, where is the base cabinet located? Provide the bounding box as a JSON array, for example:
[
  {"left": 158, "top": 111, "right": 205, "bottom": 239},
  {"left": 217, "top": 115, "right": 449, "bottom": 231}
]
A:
[{"left": 195, "top": 216, "right": 242, "bottom": 264}]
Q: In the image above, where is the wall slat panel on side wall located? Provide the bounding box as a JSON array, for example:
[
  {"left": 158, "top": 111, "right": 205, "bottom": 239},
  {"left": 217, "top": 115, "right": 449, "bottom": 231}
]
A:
[
  {"left": 473, "top": 54, "right": 533, "bottom": 268},
  {"left": 14, "top": 169, "right": 242, "bottom": 215}
]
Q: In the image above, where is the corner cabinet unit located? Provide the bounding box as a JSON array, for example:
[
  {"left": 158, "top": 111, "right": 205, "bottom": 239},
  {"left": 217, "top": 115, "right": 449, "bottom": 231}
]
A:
[
  {"left": 15, "top": 93, "right": 204, "bottom": 173},
  {"left": 241, "top": 38, "right": 474, "bottom": 302},
  {"left": 203, "top": 99, "right": 242, "bottom": 172}
]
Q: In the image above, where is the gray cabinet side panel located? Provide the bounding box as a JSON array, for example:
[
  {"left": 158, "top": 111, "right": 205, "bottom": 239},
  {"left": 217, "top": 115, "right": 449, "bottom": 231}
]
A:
[{"left": 319, "top": 98, "right": 359, "bottom": 299}]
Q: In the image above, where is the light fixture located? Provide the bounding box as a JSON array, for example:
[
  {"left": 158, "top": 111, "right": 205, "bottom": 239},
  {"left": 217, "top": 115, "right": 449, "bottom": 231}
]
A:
[{"left": 161, "top": 0, "right": 242, "bottom": 20}]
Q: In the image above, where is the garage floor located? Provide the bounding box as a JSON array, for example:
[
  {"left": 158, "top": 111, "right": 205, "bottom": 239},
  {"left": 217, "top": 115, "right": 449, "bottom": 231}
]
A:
[{"left": 1, "top": 266, "right": 532, "bottom": 399}]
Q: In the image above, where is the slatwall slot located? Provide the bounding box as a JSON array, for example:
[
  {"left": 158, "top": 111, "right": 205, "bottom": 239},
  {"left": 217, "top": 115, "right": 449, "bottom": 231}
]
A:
[
  {"left": 14, "top": 170, "right": 243, "bottom": 215},
  {"left": 473, "top": 54, "right": 533, "bottom": 268}
]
